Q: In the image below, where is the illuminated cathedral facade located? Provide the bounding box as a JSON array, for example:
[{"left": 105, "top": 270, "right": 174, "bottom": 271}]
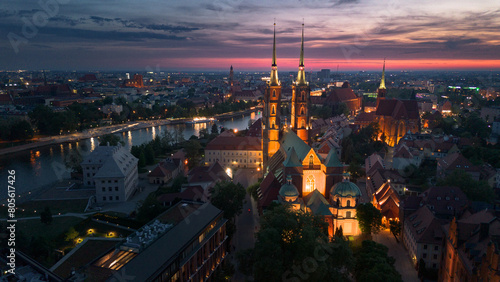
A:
[{"left": 258, "top": 23, "right": 363, "bottom": 238}]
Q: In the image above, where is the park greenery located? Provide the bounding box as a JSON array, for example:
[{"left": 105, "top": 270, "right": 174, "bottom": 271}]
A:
[{"left": 237, "top": 205, "right": 400, "bottom": 281}]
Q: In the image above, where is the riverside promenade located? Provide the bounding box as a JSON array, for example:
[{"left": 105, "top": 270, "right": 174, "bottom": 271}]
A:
[{"left": 0, "top": 106, "right": 262, "bottom": 157}]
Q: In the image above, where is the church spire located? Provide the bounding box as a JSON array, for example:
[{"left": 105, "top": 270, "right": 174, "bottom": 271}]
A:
[
  {"left": 296, "top": 22, "right": 307, "bottom": 86},
  {"left": 270, "top": 22, "right": 280, "bottom": 86},
  {"left": 379, "top": 58, "right": 386, "bottom": 90}
]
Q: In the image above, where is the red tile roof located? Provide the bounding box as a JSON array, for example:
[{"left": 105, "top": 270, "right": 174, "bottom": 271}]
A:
[{"left": 205, "top": 136, "right": 261, "bottom": 151}]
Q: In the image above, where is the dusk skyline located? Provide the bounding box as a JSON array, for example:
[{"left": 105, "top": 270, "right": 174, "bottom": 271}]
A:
[{"left": 1, "top": 0, "right": 500, "bottom": 71}]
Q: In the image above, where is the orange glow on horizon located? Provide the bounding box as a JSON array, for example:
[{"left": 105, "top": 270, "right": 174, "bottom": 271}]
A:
[{"left": 160, "top": 58, "right": 500, "bottom": 71}]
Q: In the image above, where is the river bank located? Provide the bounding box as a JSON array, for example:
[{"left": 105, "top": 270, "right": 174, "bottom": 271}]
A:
[{"left": 0, "top": 106, "right": 262, "bottom": 157}]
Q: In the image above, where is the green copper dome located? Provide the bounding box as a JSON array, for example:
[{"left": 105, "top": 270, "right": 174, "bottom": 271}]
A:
[
  {"left": 280, "top": 176, "right": 299, "bottom": 198},
  {"left": 331, "top": 181, "right": 361, "bottom": 197}
]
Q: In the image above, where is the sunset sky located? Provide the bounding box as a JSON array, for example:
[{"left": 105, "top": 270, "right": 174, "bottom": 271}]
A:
[{"left": 1, "top": 0, "right": 500, "bottom": 71}]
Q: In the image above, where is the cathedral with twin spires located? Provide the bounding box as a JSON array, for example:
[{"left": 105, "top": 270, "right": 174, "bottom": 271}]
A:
[{"left": 258, "top": 23, "right": 363, "bottom": 238}]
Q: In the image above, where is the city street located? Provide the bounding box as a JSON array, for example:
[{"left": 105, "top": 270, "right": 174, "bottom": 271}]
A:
[
  {"left": 231, "top": 193, "right": 259, "bottom": 282},
  {"left": 373, "top": 229, "right": 419, "bottom": 282}
]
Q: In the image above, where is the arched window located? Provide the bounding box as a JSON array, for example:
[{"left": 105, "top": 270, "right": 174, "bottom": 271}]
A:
[
  {"left": 346, "top": 211, "right": 351, "bottom": 218},
  {"left": 272, "top": 90, "right": 276, "bottom": 97},
  {"left": 309, "top": 155, "right": 314, "bottom": 167},
  {"left": 306, "top": 175, "right": 315, "bottom": 192},
  {"left": 301, "top": 119, "right": 306, "bottom": 129},
  {"left": 300, "top": 107, "right": 305, "bottom": 115},
  {"left": 301, "top": 91, "right": 305, "bottom": 100},
  {"left": 346, "top": 200, "right": 351, "bottom": 207},
  {"left": 271, "top": 105, "right": 275, "bottom": 115}
]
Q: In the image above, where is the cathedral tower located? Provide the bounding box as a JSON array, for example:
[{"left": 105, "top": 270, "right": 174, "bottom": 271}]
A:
[
  {"left": 291, "top": 23, "right": 310, "bottom": 143},
  {"left": 263, "top": 23, "right": 282, "bottom": 169},
  {"left": 376, "top": 59, "right": 387, "bottom": 108},
  {"left": 229, "top": 65, "right": 234, "bottom": 87}
]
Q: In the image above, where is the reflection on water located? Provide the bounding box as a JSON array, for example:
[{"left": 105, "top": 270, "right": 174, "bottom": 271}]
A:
[
  {"left": 90, "top": 137, "right": 96, "bottom": 151},
  {"left": 127, "top": 131, "right": 133, "bottom": 147},
  {"left": 0, "top": 111, "right": 261, "bottom": 198}
]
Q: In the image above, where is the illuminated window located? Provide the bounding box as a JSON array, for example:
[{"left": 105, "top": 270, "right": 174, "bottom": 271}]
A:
[
  {"left": 346, "top": 211, "right": 351, "bottom": 218},
  {"left": 309, "top": 155, "right": 314, "bottom": 167},
  {"left": 306, "top": 175, "right": 315, "bottom": 192},
  {"left": 301, "top": 120, "right": 306, "bottom": 129},
  {"left": 272, "top": 105, "right": 275, "bottom": 115},
  {"left": 346, "top": 200, "right": 351, "bottom": 207},
  {"left": 300, "top": 107, "right": 305, "bottom": 115}
]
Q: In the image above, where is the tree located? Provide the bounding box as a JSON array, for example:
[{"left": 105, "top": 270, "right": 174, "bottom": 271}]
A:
[
  {"left": 184, "top": 139, "right": 202, "bottom": 168},
  {"left": 354, "top": 240, "right": 402, "bottom": 282},
  {"left": 10, "top": 119, "right": 34, "bottom": 140},
  {"left": 335, "top": 225, "right": 344, "bottom": 239},
  {"left": 210, "top": 181, "right": 246, "bottom": 221},
  {"left": 389, "top": 219, "right": 401, "bottom": 239},
  {"left": 99, "top": 134, "right": 124, "bottom": 146},
  {"left": 40, "top": 206, "right": 52, "bottom": 225},
  {"left": 418, "top": 258, "right": 427, "bottom": 280},
  {"left": 136, "top": 196, "right": 165, "bottom": 223},
  {"left": 211, "top": 123, "right": 219, "bottom": 135},
  {"left": 253, "top": 205, "right": 354, "bottom": 282},
  {"left": 65, "top": 149, "right": 83, "bottom": 174},
  {"left": 356, "top": 203, "right": 383, "bottom": 235},
  {"left": 65, "top": 227, "right": 79, "bottom": 241},
  {"left": 173, "top": 126, "right": 185, "bottom": 145},
  {"left": 438, "top": 169, "right": 496, "bottom": 203},
  {"left": 144, "top": 144, "right": 155, "bottom": 165},
  {"left": 348, "top": 162, "right": 364, "bottom": 182},
  {"left": 138, "top": 150, "right": 146, "bottom": 168}
]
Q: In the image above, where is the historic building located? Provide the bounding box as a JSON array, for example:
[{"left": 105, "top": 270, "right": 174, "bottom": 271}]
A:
[
  {"left": 258, "top": 23, "right": 362, "bottom": 238},
  {"left": 355, "top": 60, "right": 421, "bottom": 147},
  {"left": 81, "top": 144, "right": 138, "bottom": 204}
]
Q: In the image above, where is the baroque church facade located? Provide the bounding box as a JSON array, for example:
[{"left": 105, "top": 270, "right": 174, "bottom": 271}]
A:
[{"left": 258, "top": 23, "right": 363, "bottom": 238}]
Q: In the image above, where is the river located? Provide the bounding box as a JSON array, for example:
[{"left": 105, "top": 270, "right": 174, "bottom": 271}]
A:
[{"left": 0, "top": 111, "right": 261, "bottom": 199}]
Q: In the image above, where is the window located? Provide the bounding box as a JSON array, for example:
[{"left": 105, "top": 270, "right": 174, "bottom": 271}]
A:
[
  {"left": 103, "top": 197, "right": 106, "bottom": 201},
  {"left": 423, "top": 253, "right": 427, "bottom": 258},
  {"left": 434, "top": 246, "right": 438, "bottom": 251},
  {"left": 116, "top": 196, "right": 119, "bottom": 200},
  {"left": 114, "top": 180, "right": 118, "bottom": 183},
  {"left": 272, "top": 90, "right": 276, "bottom": 97},
  {"left": 306, "top": 175, "right": 315, "bottom": 192},
  {"left": 109, "top": 196, "right": 112, "bottom": 201},
  {"left": 346, "top": 200, "right": 351, "bottom": 207},
  {"left": 346, "top": 211, "right": 351, "bottom": 218},
  {"left": 272, "top": 105, "right": 275, "bottom": 115},
  {"left": 301, "top": 119, "right": 306, "bottom": 129},
  {"left": 300, "top": 107, "right": 305, "bottom": 115},
  {"left": 108, "top": 187, "right": 112, "bottom": 192},
  {"left": 424, "top": 244, "right": 428, "bottom": 249},
  {"left": 115, "top": 187, "right": 118, "bottom": 191},
  {"left": 433, "top": 254, "right": 437, "bottom": 259},
  {"left": 108, "top": 180, "right": 111, "bottom": 183},
  {"left": 309, "top": 155, "right": 314, "bottom": 167}
]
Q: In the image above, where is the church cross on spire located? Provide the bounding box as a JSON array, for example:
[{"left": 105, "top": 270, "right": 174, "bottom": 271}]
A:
[{"left": 296, "top": 21, "right": 307, "bottom": 85}]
